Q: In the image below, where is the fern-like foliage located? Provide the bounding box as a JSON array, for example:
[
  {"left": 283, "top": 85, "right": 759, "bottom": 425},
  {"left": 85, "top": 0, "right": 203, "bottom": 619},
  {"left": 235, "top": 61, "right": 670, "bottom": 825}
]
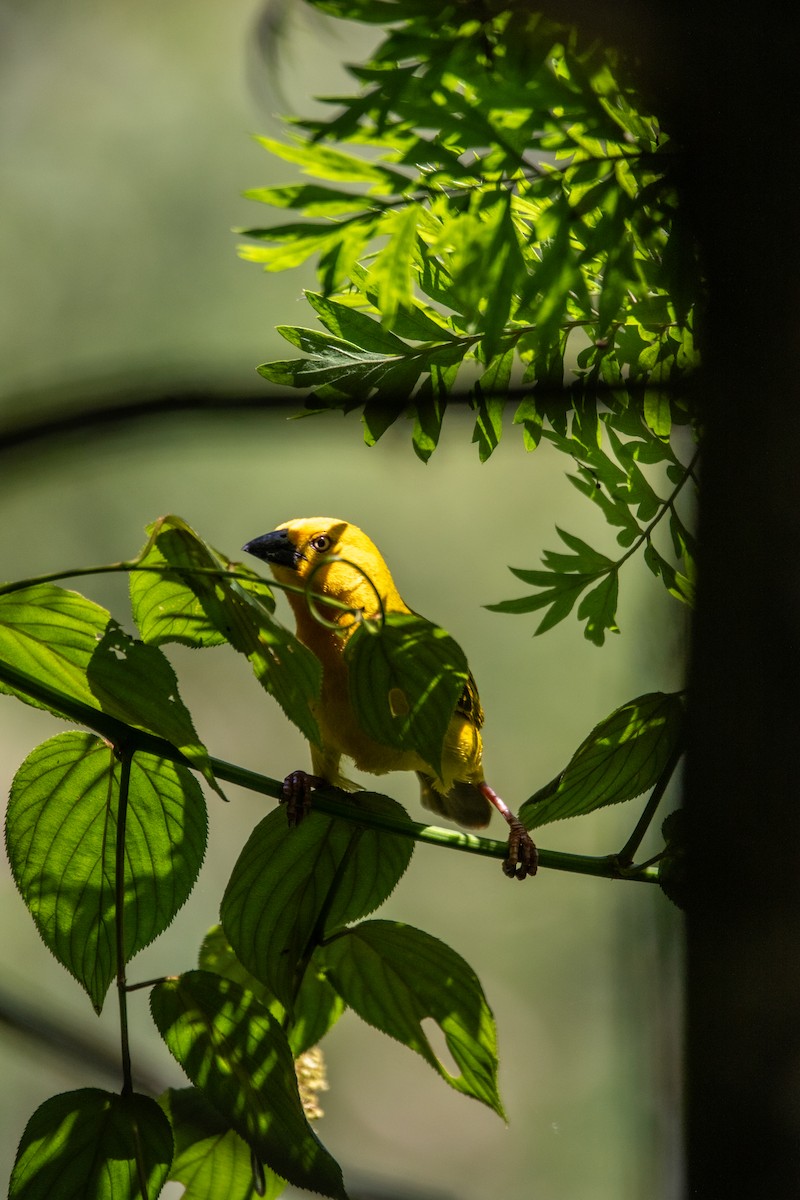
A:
[{"left": 243, "top": 0, "right": 701, "bottom": 462}]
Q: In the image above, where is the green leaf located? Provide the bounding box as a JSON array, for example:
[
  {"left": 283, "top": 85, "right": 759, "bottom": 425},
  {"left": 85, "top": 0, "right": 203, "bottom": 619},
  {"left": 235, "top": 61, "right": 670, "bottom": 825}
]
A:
[
  {"left": 0, "top": 581, "right": 222, "bottom": 795},
  {"left": 643, "top": 389, "right": 672, "bottom": 438},
  {"left": 322, "top": 920, "right": 505, "bottom": 1117},
  {"left": 238, "top": 224, "right": 344, "bottom": 271},
  {"left": 254, "top": 133, "right": 409, "bottom": 190},
  {"left": 259, "top": 325, "right": 412, "bottom": 397},
  {"left": 150, "top": 970, "right": 346, "bottom": 1199},
  {"left": 576, "top": 572, "right": 620, "bottom": 645},
  {"left": 512, "top": 396, "right": 544, "bottom": 450},
  {"left": 518, "top": 214, "right": 577, "bottom": 336},
  {"left": 541, "top": 527, "right": 614, "bottom": 573},
  {"left": 344, "top": 612, "right": 469, "bottom": 777},
  {"left": 9, "top": 1089, "right": 172, "bottom": 1200},
  {"left": 369, "top": 203, "right": 419, "bottom": 329},
  {"left": 132, "top": 515, "right": 322, "bottom": 746},
  {"left": 131, "top": 513, "right": 275, "bottom": 649},
  {"left": 566, "top": 470, "right": 642, "bottom": 545},
  {"left": 244, "top": 182, "right": 381, "bottom": 217},
  {"left": 361, "top": 395, "right": 410, "bottom": 446},
  {"left": 221, "top": 792, "right": 413, "bottom": 1010},
  {"left": 199, "top": 924, "right": 345, "bottom": 1058},
  {"left": 643, "top": 542, "right": 695, "bottom": 607},
  {"left": 486, "top": 571, "right": 596, "bottom": 635},
  {"left": 520, "top": 691, "right": 685, "bottom": 829},
  {"left": 242, "top": 0, "right": 701, "bottom": 456},
  {"left": 6, "top": 731, "right": 207, "bottom": 1012},
  {"left": 411, "top": 386, "right": 446, "bottom": 462},
  {"left": 160, "top": 1087, "right": 285, "bottom": 1200},
  {"left": 305, "top": 290, "right": 409, "bottom": 353},
  {"left": 486, "top": 526, "right": 617, "bottom": 637},
  {"left": 471, "top": 392, "right": 505, "bottom": 462}
]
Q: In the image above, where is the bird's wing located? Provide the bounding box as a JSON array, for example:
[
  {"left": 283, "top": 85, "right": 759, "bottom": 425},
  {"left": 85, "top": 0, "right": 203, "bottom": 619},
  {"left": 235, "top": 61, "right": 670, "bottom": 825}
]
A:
[{"left": 417, "top": 773, "right": 491, "bottom": 829}]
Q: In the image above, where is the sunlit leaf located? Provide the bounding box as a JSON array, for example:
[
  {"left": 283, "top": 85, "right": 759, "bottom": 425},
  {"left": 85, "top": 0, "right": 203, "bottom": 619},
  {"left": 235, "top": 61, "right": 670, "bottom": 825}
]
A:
[
  {"left": 370, "top": 203, "right": 419, "bottom": 329},
  {"left": 10, "top": 1089, "right": 172, "bottom": 1200},
  {"left": 6, "top": 732, "right": 207, "bottom": 1012},
  {"left": 0, "top": 581, "right": 221, "bottom": 794},
  {"left": 305, "top": 290, "right": 408, "bottom": 352},
  {"left": 521, "top": 691, "right": 685, "bottom": 829},
  {"left": 133, "top": 515, "right": 321, "bottom": 746}
]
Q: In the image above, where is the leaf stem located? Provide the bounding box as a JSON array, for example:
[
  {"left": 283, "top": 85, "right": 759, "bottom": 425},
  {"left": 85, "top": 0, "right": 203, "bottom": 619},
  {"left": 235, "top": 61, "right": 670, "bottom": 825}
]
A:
[
  {"left": 125, "top": 976, "right": 174, "bottom": 993},
  {"left": 616, "top": 740, "right": 684, "bottom": 867},
  {"left": 114, "top": 747, "right": 134, "bottom": 1097},
  {"left": 292, "top": 829, "right": 364, "bottom": 1005},
  {"left": 613, "top": 445, "right": 701, "bottom": 574},
  {"left": 0, "top": 558, "right": 359, "bottom": 616}
]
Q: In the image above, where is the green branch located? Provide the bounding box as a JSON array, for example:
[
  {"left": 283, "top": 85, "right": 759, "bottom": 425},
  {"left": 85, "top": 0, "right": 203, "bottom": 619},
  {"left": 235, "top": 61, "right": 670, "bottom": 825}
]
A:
[
  {"left": 114, "top": 747, "right": 135, "bottom": 1097},
  {"left": 0, "top": 656, "right": 659, "bottom": 884},
  {"left": 0, "top": 555, "right": 361, "bottom": 616},
  {"left": 614, "top": 446, "right": 700, "bottom": 574}
]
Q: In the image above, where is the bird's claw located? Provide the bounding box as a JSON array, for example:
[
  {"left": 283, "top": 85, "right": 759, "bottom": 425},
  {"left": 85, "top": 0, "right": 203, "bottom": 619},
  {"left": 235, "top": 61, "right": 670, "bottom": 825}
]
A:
[
  {"left": 281, "top": 770, "right": 325, "bottom": 827},
  {"left": 502, "top": 818, "right": 538, "bottom": 880}
]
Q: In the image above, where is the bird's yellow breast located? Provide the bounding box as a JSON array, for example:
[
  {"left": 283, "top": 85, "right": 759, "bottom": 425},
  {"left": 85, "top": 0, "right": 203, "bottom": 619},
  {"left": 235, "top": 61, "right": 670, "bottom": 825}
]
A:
[{"left": 256, "top": 516, "right": 485, "bottom": 791}]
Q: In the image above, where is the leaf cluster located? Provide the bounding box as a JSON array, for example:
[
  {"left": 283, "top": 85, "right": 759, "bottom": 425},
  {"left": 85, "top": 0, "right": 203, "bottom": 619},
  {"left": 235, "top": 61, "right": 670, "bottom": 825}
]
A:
[
  {"left": 2, "top": 513, "right": 683, "bottom": 1198},
  {"left": 1, "top": 518, "right": 502, "bottom": 1200},
  {"left": 243, "top": 2, "right": 701, "bottom": 460},
  {"left": 487, "top": 400, "right": 698, "bottom": 641}
]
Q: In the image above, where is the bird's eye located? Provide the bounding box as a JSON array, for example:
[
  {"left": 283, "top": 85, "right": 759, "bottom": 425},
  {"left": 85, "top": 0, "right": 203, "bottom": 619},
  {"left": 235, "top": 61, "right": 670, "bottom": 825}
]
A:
[{"left": 310, "top": 534, "right": 332, "bottom": 553}]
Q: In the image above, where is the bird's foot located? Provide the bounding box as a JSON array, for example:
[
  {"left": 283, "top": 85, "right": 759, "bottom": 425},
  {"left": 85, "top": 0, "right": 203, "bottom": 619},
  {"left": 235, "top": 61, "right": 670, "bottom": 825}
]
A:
[
  {"left": 478, "top": 782, "right": 538, "bottom": 880},
  {"left": 281, "top": 771, "right": 326, "bottom": 827},
  {"left": 502, "top": 817, "right": 538, "bottom": 880}
]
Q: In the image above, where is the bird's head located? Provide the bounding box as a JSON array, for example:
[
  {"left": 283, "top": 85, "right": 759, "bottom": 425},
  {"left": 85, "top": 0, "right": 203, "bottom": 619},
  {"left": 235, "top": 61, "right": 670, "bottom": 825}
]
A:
[{"left": 243, "top": 517, "right": 406, "bottom": 619}]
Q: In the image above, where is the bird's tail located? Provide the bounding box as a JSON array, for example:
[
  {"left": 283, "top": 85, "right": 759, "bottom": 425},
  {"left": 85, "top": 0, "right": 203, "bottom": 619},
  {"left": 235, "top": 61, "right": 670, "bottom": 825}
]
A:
[{"left": 417, "top": 772, "right": 492, "bottom": 829}]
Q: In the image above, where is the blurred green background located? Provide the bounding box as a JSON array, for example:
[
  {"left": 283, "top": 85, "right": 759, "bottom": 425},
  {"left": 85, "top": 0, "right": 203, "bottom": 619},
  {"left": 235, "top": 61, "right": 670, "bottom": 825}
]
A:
[{"left": 0, "top": 1, "right": 685, "bottom": 1197}]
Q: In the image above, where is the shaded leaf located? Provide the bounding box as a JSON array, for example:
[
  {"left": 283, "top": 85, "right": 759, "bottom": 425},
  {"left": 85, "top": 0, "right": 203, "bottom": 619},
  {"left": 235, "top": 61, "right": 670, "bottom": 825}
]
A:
[
  {"left": 345, "top": 612, "right": 469, "bottom": 776},
  {"left": 322, "top": 920, "right": 504, "bottom": 1116},
  {"left": 576, "top": 572, "right": 620, "bottom": 645},
  {"left": 151, "top": 971, "right": 345, "bottom": 1198},
  {"left": 471, "top": 391, "right": 506, "bottom": 462},
  {"left": 160, "top": 1087, "right": 284, "bottom": 1200},
  {"left": 9, "top": 1089, "right": 172, "bottom": 1200},
  {"left": 199, "top": 924, "right": 345, "bottom": 1058},
  {"left": 221, "top": 792, "right": 413, "bottom": 1010},
  {"left": 658, "top": 809, "right": 687, "bottom": 909},
  {"left": 486, "top": 527, "right": 616, "bottom": 638}
]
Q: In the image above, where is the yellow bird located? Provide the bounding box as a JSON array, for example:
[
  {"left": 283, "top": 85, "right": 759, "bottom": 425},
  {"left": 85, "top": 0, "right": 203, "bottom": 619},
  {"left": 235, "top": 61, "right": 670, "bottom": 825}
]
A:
[{"left": 243, "top": 517, "right": 537, "bottom": 879}]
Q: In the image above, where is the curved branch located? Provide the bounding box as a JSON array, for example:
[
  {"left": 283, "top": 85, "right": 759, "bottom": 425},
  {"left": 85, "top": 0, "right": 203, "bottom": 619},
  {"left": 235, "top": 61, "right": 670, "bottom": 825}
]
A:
[{"left": 0, "top": 655, "right": 660, "bottom": 884}]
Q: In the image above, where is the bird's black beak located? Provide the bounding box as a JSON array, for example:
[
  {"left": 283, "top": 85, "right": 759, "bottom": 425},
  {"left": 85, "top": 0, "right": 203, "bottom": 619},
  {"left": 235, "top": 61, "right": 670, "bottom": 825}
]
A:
[{"left": 242, "top": 529, "right": 299, "bottom": 569}]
